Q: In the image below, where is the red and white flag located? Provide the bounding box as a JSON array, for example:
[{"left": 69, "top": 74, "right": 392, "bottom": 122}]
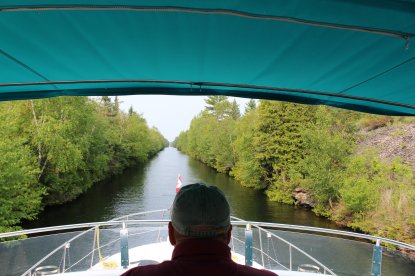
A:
[{"left": 176, "top": 174, "right": 183, "bottom": 193}]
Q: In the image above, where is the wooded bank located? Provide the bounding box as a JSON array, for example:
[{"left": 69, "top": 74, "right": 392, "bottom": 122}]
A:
[
  {"left": 0, "top": 96, "right": 168, "bottom": 233},
  {"left": 173, "top": 96, "right": 415, "bottom": 246}
]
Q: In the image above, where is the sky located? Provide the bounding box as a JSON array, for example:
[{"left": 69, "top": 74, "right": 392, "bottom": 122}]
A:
[{"left": 117, "top": 95, "right": 250, "bottom": 142}]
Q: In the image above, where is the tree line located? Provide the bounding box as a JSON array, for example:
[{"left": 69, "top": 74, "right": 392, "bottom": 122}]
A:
[
  {"left": 173, "top": 96, "right": 415, "bottom": 245},
  {"left": 0, "top": 96, "right": 168, "bottom": 233}
]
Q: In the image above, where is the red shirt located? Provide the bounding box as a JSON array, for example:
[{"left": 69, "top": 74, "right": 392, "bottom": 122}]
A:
[{"left": 121, "top": 239, "right": 276, "bottom": 276}]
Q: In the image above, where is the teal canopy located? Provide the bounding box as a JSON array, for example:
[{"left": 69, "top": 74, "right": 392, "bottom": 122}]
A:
[{"left": 1, "top": 1, "right": 415, "bottom": 115}]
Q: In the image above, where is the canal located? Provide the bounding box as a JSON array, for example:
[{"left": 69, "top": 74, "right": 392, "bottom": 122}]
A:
[
  {"left": 22, "top": 147, "right": 415, "bottom": 275},
  {"left": 23, "top": 147, "right": 339, "bottom": 229}
]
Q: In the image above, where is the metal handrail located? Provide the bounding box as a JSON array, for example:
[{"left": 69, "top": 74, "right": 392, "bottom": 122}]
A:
[
  {"left": 17, "top": 220, "right": 168, "bottom": 276},
  {"left": 2, "top": 219, "right": 415, "bottom": 251},
  {"left": 231, "top": 216, "right": 335, "bottom": 274},
  {"left": 0, "top": 210, "right": 171, "bottom": 239},
  {"left": 20, "top": 228, "right": 96, "bottom": 276},
  {"left": 0, "top": 221, "right": 126, "bottom": 238},
  {"left": 18, "top": 209, "right": 172, "bottom": 276},
  {"left": 232, "top": 235, "right": 289, "bottom": 270},
  {"left": 64, "top": 229, "right": 160, "bottom": 272},
  {"left": 254, "top": 225, "right": 336, "bottom": 275},
  {"left": 2, "top": 210, "right": 415, "bottom": 276},
  {"left": 231, "top": 221, "right": 415, "bottom": 251},
  {"left": 110, "top": 209, "right": 170, "bottom": 221}
]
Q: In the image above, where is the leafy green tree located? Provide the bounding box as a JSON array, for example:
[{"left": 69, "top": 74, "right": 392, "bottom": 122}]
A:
[
  {"left": 188, "top": 113, "right": 217, "bottom": 165},
  {"left": 0, "top": 102, "right": 45, "bottom": 232},
  {"left": 173, "top": 98, "right": 415, "bottom": 245},
  {"left": 291, "top": 106, "right": 356, "bottom": 213},
  {"left": 231, "top": 108, "right": 264, "bottom": 188},
  {"left": 173, "top": 131, "right": 189, "bottom": 152},
  {"left": 0, "top": 96, "right": 168, "bottom": 232},
  {"left": 339, "top": 153, "right": 381, "bottom": 214},
  {"left": 176, "top": 97, "right": 239, "bottom": 173},
  {"left": 210, "top": 116, "right": 237, "bottom": 172},
  {"left": 337, "top": 153, "right": 415, "bottom": 244},
  {"left": 27, "top": 97, "right": 111, "bottom": 203}
]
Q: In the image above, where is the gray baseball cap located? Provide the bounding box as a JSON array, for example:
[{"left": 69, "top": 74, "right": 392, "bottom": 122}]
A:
[{"left": 171, "top": 183, "right": 231, "bottom": 238}]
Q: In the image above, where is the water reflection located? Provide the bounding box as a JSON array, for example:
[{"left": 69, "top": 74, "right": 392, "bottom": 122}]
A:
[{"left": 22, "top": 163, "right": 148, "bottom": 228}]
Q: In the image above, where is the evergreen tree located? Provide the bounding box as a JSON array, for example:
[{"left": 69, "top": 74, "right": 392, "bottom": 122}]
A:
[
  {"left": 114, "top": 96, "right": 120, "bottom": 114},
  {"left": 204, "top": 96, "right": 228, "bottom": 112},
  {"left": 204, "top": 96, "right": 234, "bottom": 120},
  {"left": 173, "top": 99, "right": 415, "bottom": 245},
  {"left": 255, "top": 100, "right": 316, "bottom": 202},
  {"left": 245, "top": 99, "right": 257, "bottom": 113},
  {"left": 128, "top": 106, "right": 135, "bottom": 116},
  {"left": 230, "top": 100, "right": 241, "bottom": 120}
]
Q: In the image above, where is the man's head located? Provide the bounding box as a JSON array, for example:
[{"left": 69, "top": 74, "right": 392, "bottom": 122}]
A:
[{"left": 169, "top": 183, "right": 232, "bottom": 245}]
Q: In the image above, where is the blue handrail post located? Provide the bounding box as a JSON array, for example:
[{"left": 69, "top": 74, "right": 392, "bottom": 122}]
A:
[
  {"left": 245, "top": 224, "right": 253, "bottom": 266},
  {"left": 120, "top": 222, "right": 129, "bottom": 268},
  {"left": 371, "top": 239, "right": 382, "bottom": 276}
]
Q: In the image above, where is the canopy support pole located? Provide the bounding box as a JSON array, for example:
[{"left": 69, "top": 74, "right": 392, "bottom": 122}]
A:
[
  {"left": 120, "top": 222, "right": 129, "bottom": 269},
  {"left": 371, "top": 239, "right": 382, "bottom": 276},
  {"left": 245, "top": 224, "right": 253, "bottom": 266}
]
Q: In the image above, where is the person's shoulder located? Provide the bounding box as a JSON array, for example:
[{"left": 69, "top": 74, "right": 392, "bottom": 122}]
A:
[
  {"left": 120, "top": 262, "right": 172, "bottom": 276},
  {"left": 236, "top": 264, "right": 278, "bottom": 276},
  {"left": 120, "top": 265, "right": 157, "bottom": 276}
]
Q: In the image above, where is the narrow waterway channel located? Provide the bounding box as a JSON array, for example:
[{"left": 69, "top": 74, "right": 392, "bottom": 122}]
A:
[
  {"left": 22, "top": 147, "right": 415, "bottom": 275},
  {"left": 23, "top": 147, "right": 339, "bottom": 229}
]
